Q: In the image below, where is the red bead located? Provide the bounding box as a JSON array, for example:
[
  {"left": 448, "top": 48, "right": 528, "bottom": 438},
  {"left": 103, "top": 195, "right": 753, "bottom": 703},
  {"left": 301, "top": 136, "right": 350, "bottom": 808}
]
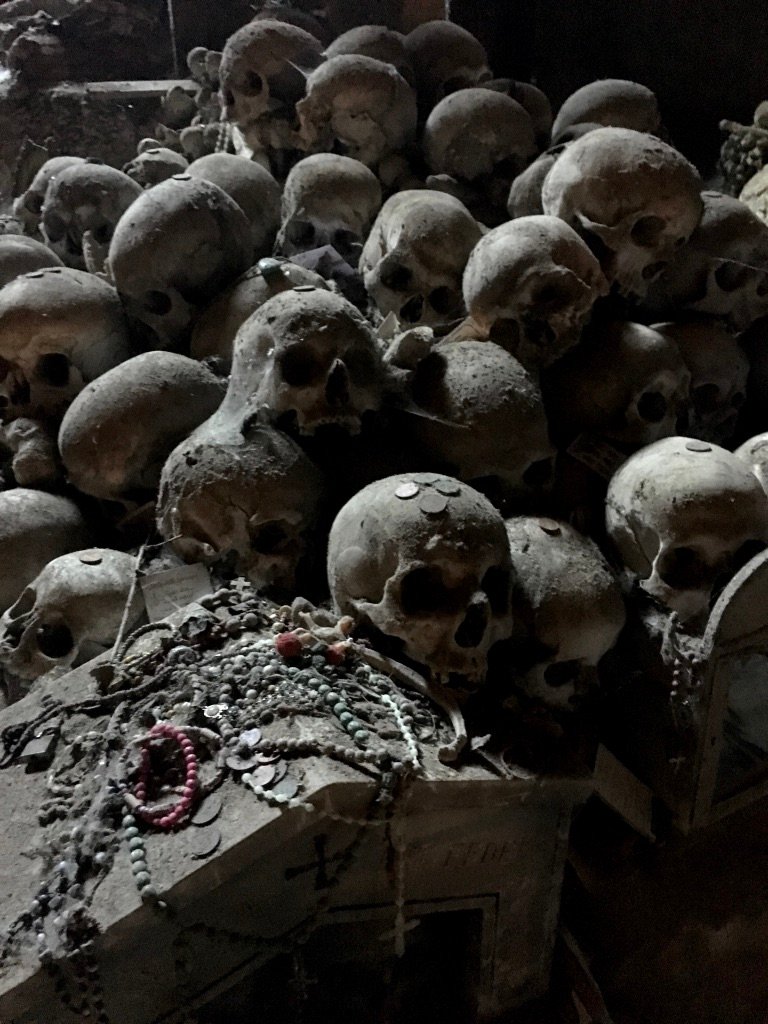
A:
[
  {"left": 275, "top": 631, "right": 303, "bottom": 659},
  {"left": 325, "top": 643, "right": 347, "bottom": 666},
  {"left": 182, "top": 786, "right": 195, "bottom": 799}
]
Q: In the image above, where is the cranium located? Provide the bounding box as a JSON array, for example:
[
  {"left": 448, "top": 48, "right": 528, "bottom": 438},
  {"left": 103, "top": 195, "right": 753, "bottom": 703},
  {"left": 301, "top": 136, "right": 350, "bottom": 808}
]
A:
[
  {"left": 542, "top": 127, "right": 703, "bottom": 297},
  {"left": 407, "top": 339, "right": 554, "bottom": 504},
  {"left": 606, "top": 436, "right": 768, "bottom": 622},
  {"left": 218, "top": 19, "right": 325, "bottom": 166},
  {"left": 0, "top": 267, "right": 132, "bottom": 423},
  {"left": 0, "top": 549, "right": 143, "bottom": 685},
  {"left": 191, "top": 259, "right": 329, "bottom": 370},
  {"left": 654, "top": 319, "right": 750, "bottom": 445},
  {"left": 276, "top": 153, "right": 382, "bottom": 266},
  {"left": 740, "top": 166, "right": 768, "bottom": 225},
  {"left": 107, "top": 174, "right": 252, "bottom": 350},
  {"left": 542, "top": 320, "right": 690, "bottom": 448},
  {"left": 360, "top": 190, "right": 481, "bottom": 327},
  {"left": 505, "top": 516, "right": 625, "bottom": 709},
  {"left": 187, "top": 153, "right": 281, "bottom": 258},
  {"left": 507, "top": 149, "right": 562, "bottom": 219},
  {"left": 645, "top": 192, "right": 768, "bottom": 332},
  {"left": 0, "top": 418, "right": 59, "bottom": 488},
  {"left": 0, "top": 489, "right": 90, "bottom": 614},
  {"left": 12, "top": 156, "right": 86, "bottom": 238},
  {"left": 404, "top": 21, "right": 491, "bottom": 116},
  {"left": 328, "top": 473, "right": 513, "bottom": 683},
  {"left": 296, "top": 54, "right": 417, "bottom": 168},
  {"left": 123, "top": 148, "right": 190, "bottom": 188},
  {"left": 40, "top": 160, "right": 142, "bottom": 271},
  {"left": 462, "top": 215, "right": 608, "bottom": 368},
  {"left": 735, "top": 432, "right": 768, "bottom": 497},
  {"left": 551, "top": 79, "right": 662, "bottom": 144},
  {"left": 0, "top": 234, "right": 63, "bottom": 288},
  {"left": 219, "top": 286, "right": 385, "bottom": 435},
  {"left": 324, "top": 25, "right": 413, "bottom": 83},
  {"left": 157, "top": 420, "right": 324, "bottom": 592},
  {"left": 58, "top": 352, "right": 225, "bottom": 505}
]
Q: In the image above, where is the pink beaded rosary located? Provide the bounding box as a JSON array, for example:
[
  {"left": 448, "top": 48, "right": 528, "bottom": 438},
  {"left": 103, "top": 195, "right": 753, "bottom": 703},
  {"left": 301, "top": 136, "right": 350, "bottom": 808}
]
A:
[{"left": 133, "top": 723, "right": 199, "bottom": 830}]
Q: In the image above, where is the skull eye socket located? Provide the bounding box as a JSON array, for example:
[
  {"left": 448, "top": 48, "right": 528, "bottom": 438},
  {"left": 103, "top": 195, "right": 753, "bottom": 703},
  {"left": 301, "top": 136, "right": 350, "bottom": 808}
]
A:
[
  {"left": 25, "top": 193, "right": 44, "bottom": 215},
  {"left": 239, "top": 70, "right": 264, "bottom": 96},
  {"left": 332, "top": 228, "right": 360, "bottom": 255},
  {"left": 143, "top": 290, "right": 173, "bottom": 315},
  {"left": 400, "top": 566, "right": 452, "bottom": 616},
  {"left": 249, "top": 521, "right": 290, "bottom": 554},
  {"left": 381, "top": 263, "right": 411, "bottom": 291},
  {"left": 637, "top": 390, "right": 667, "bottom": 423},
  {"left": 642, "top": 260, "right": 668, "bottom": 281},
  {"left": 428, "top": 286, "right": 458, "bottom": 316},
  {"left": 657, "top": 546, "right": 709, "bottom": 590},
  {"left": 692, "top": 382, "right": 721, "bottom": 414},
  {"left": 533, "top": 282, "right": 575, "bottom": 311},
  {"left": 481, "top": 567, "right": 509, "bottom": 615},
  {"left": 287, "top": 220, "right": 316, "bottom": 248},
  {"left": 35, "top": 353, "right": 70, "bottom": 387},
  {"left": 631, "top": 215, "right": 667, "bottom": 247},
  {"left": 6, "top": 589, "right": 35, "bottom": 620},
  {"left": 36, "top": 623, "right": 74, "bottom": 659},
  {"left": 544, "top": 659, "right": 581, "bottom": 689},
  {"left": 488, "top": 317, "right": 521, "bottom": 349},
  {"left": 522, "top": 457, "right": 554, "bottom": 487},
  {"left": 43, "top": 212, "right": 67, "bottom": 242},
  {"left": 714, "top": 261, "right": 752, "bottom": 292},
  {"left": 91, "top": 223, "right": 113, "bottom": 246},
  {"left": 400, "top": 295, "right": 425, "bottom": 323},
  {"left": 279, "top": 346, "right": 323, "bottom": 387}
]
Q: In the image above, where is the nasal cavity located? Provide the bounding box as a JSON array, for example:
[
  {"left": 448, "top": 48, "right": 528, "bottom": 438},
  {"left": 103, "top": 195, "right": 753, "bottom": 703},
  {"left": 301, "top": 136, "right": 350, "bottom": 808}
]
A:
[
  {"left": 325, "top": 358, "right": 350, "bottom": 406},
  {"left": 637, "top": 390, "right": 667, "bottom": 423},
  {"left": 400, "top": 295, "right": 424, "bottom": 323},
  {"left": 455, "top": 601, "right": 488, "bottom": 649}
]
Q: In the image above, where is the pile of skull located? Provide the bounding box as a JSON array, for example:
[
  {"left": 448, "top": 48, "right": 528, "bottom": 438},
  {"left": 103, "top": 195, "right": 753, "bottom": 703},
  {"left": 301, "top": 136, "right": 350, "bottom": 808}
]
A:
[{"left": 3, "top": 14, "right": 768, "bottom": 723}]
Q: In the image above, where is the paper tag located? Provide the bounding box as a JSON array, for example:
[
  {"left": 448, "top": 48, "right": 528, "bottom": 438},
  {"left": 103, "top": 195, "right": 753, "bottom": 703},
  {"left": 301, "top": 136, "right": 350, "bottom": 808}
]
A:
[
  {"left": 567, "top": 433, "right": 627, "bottom": 480},
  {"left": 594, "top": 745, "right": 655, "bottom": 840},
  {"left": 140, "top": 563, "right": 213, "bottom": 622}
]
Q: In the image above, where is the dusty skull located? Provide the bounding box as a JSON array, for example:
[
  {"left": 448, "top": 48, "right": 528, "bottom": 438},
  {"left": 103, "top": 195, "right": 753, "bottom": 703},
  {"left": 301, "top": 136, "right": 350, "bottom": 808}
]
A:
[
  {"left": 328, "top": 473, "right": 513, "bottom": 683},
  {"left": 408, "top": 339, "right": 554, "bottom": 502},
  {"left": 645, "top": 191, "right": 768, "bottom": 332},
  {"left": 324, "top": 25, "right": 413, "bottom": 83},
  {"left": 157, "top": 420, "right": 324, "bottom": 591},
  {"left": 191, "top": 259, "right": 329, "bottom": 370},
  {"left": 296, "top": 54, "right": 417, "bottom": 168},
  {"left": 740, "top": 166, "right": 768, "bottom": 225},
  {"left": 462, "top": 215, "right": 608, "bottom": 368},
  {"left": 0, "top": 234, "right": 63, "bottom": 288},
  {"left": 0, "top": 267, "right": 132, "bottom": 422},
  {"left": 423, "top": 87, "right": 537, "bottom": 185},
  {"left": 187, "top": 153, "right": 282, "bottom": 258},
  {"left": 360, "top": 190, "right": 481, "bottom": 327},
  {"left": 735, "top": 432, "right": 768, "bottom": 496},
  {"left": 0, "top": 549, "right": 143, "bottom": 684},
  {"left": 542, "top": 320, "right": 690, "bottom": 448},
  {"left": 58, "top": 352, "right": 225, "bottom": 505},
  {"left": 219, "top": 19, "right": 325, "bottom": 162},
  {"left": 123, "top": 147, "right": 190, "bottom": 188},
  {"left": 0, "top": 418, "right": 58, "bottom": 487},
  {"left": 654, "top": 319, "right": 750, "bottom": 444},
  {"left": 507, "top": 149, "right": 562, "bottom": 219},
  {"left": 107, "top": 174, "right": 252, "bottom": 350},
  {"left": 542, "top": 127, "right": 703, "bottom": 297},
  {"left": 220, "top": 286, "right": 385, "bottom": 435},
  {"left": 606, "top": 436, "right": 768, "bottom": 622},
  {"left": 40, "top": 160, "right": 142, "bottom": 271},
  {"left": 404, "top": 21, "right": 491, "bottom": 116},
  {"left": 551, "top": 79, "right": 662, "bottom": 144},
  {"left": 505, "top": 516, "right": 625, "bottom": 709},
  {"left": 276, "top": 153, "right": 382, "bottom": 266},
  {"left": 12, "top": 156, "right": 86, "bottom": 237},
  {"left": 0, "top": 489, "right": 91, "bottom": 614}
]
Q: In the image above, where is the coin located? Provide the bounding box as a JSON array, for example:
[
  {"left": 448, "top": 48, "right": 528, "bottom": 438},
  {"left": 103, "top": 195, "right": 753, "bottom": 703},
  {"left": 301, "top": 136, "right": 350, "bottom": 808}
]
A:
[
  {"left": 256, "top": 750, "right": 281, "bottom": 764},
  {"left": 270, "top": 760, "right": 287, "bottom": 786},
  {"left": 537, "top": 518, "right": 561, "bottom": 536},
  {"left": 225, "top": 752, "right": 263, "bottom": 772},
  {"left": 78, "top": 552, "right": 103, "bottom": 565},
  {"left": 686, "top": 440, "right": 712, "bottom": 453},
  {"left": 238, "top": 728, "right": 262, "bottom": 749},
  {"left": 248, "top": 764, "right": 276, "bottom": 788},
  {"left": 419, "top": 493, "right": 448, "bottom": 515},
  {"left": 191, "top": 794, "right": 222, "bottom": 827},
  {"left": 395, "top": 481, "right": 419, "bottom": 500},
  {"left": 271, "top": 775, "right": 299, "bottom": 800},
  {"left": 190, "top": 828, "right": 221, "bottom": 860},
  {"left": 435, "top": 481, "right": 460, "bottom": 496}
]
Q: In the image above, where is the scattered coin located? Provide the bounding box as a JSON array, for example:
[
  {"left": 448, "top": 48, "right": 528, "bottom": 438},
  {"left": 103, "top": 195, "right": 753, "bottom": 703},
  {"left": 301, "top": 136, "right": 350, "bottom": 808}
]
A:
[
  {"left": 419, "top": 493, "right": 448, "bottom": 515},
  {"left": 225, "top": 751, "right": 263, "bottom": 772},
  {"left": 686, "top": 440, "right": 712, "bottom": 453},
  {"left": 435, "top": 481, "right": 460, "bottom": 496},
  {"left": 190, "top": 827, "right": 221, "bottom": 860},
  {"left": 256, "top": 750, "right": 281, "bottom": 764},
  {"left": 191, "top": 794, "right": 223, "bottom": 827},
  {"left": 248, "top": 764, "right": 276, "bottom": 789},
  {"left": 537, "top": 518, "right": 562, "bottom": 536},
  {"left": 271, "top": 775, "right": 299, "bottom": 800},
  {"left": 270, "top": 760, "right": 288, "bottom": 785},
  {"left": 395, "top": 481, "right": 419, "bottom": 500}
]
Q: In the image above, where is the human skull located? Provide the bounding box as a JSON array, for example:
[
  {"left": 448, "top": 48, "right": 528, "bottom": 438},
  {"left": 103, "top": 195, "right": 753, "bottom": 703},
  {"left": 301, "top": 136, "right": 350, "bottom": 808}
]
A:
[
  {"left": 507, "top": 149, "right": 562, "bottom": 219},
  {"left": 542, "top": 127, "right": 703, "bottom": 297},
  {"left": 360, "top": 190, "right": 482, "bottom": 327},
  {"left": 0, "top": 418, "right": 59, "bottom": 487},
  {"left": 218, "top": 19, "right": 325, "bottom": 163},
  {"left": 324, "top": 25, "right": 413, "bottom": 83},
  {"left": 740, "top": 166, "right": 768, "bottom": 225},
  {"left": 505, "top": 516, "right": 626, "bottom": 709},
  {"left": 735, "top": 432, "right": 768, "bottom": 496},
  {"left": 645, "top": 192, "right": 768, "bottom": 332},
  {"left": 0, "top": 234, "right": 63, "bottom": 288},
  {"left": 296, "top": 54, "right": 417, "bottom": 168},
  {"left": 12, "top": 156, "right": 86, "bottom": 237},
  {"left": 157, "top": 420, "right": 324, "bottom": 591},
  {"left": 462, "top": 215, "right": 608, "bottom": 368},
  {"left": 0, "top": 267, "right": 132, "bottom": 422},
  {"left": 606, "top": 436, "right": 768, "bottom": 622},
  {"left": 191, "top": 259, "right": 329, "bottom": 370},
  {"left": 107, "top": 174, "right": 252, "bottom": 350},
  {"left": 328, "top": 473, "right": 513, "bottom": 683},
  {"left": 404, "top": 21, "right": 491, "bottom": 116},
  {"left": 408, "top": 339, "right": 554, "bottom": 502},
  {"left": 654, "top": 319, "right": 750, "bottom": 444},
  {"left": 551, "top": 79, "right": 662, "bottom": 143},
  {"left": 0, "top": 489, "right": 91, "bottom": 614},
  {"left": 40, "top": 161, "right": 142, "bottom": 271},
  {"left": 58, "top": 352, "right": 225, "bottom": 505},
  {"left": 220, "top": 286, "right": 385, "bottom": 435},
  {"left": 0, "top": 549, "right": 143, "bottom": 685},
  {"left": 276, "top": 154, "right": 382, "bottom": 266},
  {"left": 123, "top": 148, "right": 190, "bottom": 188},
  {"left": 542, "top": 320, "right": 690, "bottom": 448},
  {"left": 186, "top": 153, "right": 282, "bottom": 258},
  {"left": 423, "top": 88, "right": 537, "bottom": 185}
]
